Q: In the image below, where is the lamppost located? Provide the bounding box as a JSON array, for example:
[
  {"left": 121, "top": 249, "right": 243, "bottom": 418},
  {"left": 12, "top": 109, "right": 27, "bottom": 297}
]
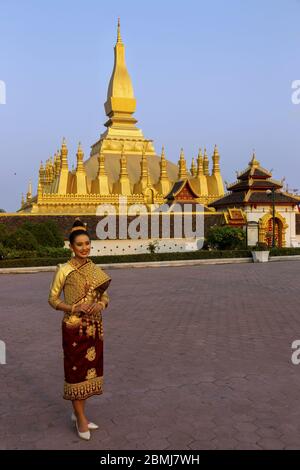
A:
[{"left": 266, "top": 188, "right": 276, "bottom": 248}]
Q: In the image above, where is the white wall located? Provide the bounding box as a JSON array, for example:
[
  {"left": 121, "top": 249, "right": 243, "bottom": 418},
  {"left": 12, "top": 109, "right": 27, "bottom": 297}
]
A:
[{"left": 65, "top": 237, "right": 204, "bottom": 256}]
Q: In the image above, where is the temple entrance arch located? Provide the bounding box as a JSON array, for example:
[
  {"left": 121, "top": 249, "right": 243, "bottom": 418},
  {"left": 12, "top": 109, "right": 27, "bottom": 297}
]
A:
[{"left": 258, "top": 212, "right": 287, "bottom": 247}]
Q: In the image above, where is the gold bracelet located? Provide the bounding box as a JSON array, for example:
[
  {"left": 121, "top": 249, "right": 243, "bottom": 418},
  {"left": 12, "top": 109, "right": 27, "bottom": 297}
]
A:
[{"left": 98, "top": 301, "right": 106, "bottom": 310}]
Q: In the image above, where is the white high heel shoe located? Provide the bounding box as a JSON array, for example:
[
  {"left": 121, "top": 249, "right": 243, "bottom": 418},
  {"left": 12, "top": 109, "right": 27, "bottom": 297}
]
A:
[
  {"left": 71, "top": 412, "right": 99, "bottom": 430},
  {"left": 75, "top": 419, "right": 91, "bottom": 441}
]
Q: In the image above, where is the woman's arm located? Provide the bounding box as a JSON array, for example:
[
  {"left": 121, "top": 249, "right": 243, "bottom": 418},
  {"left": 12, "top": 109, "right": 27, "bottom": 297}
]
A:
[
  {"left": 48, "top": 265, "right": 71, "bottom": 312},
  {"left": 100, "top": 290, "right": 109, "bottom": 308}
]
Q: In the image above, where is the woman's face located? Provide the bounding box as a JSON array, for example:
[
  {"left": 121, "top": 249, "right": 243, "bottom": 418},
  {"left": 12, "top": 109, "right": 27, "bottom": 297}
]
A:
[{"left": 70, "top": 234, "right": 91, "bottom": 259}]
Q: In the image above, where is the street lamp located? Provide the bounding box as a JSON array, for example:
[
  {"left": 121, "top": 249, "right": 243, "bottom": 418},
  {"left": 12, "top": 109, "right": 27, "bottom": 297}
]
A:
[{"left": 266, "top": 188, "right": 276, "bottom": 248}]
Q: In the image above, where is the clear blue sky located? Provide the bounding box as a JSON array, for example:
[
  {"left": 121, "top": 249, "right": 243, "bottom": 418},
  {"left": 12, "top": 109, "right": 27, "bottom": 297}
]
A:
[{"left": 1, "top": 0, "right": 300, "bottom": 212}]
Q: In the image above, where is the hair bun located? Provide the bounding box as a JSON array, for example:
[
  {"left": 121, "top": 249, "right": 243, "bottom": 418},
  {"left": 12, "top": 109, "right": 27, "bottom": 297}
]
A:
[{"left": 70, "top": 218, "right": 87, "bottom": 234}]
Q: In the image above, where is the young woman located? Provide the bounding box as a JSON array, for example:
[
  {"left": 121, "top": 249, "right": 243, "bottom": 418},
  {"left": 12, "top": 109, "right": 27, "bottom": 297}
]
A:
[{"left": 48, "top": 219, "right": 111, "bottom": 441}]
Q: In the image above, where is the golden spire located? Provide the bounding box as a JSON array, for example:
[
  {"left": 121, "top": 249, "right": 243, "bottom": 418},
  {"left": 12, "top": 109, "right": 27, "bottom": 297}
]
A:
[
  {"left": 39, "top": 161, "right": 45, "bottom": 185},
  {"left": 74, "top": 142, "right": 87, "bottom": 194},
  {"left": 154, "top": 145, "right": 171, "bottom": 196},
  {"left": 190, "top": 157, "right": 197, "bottom": 177},
  {"left": 105, "top": 19, "right": 136, "bottom": 117},
  {"left": 76, "top": 142, "right": 84, "bottom": 172},
  {"left": 117, "top": 17, "right": 122, "bottom": 44},
  {"left": 196, "top": 148, "right": 204, "bottom": 176},
  {"left": 61, "top": 137, "right": 69, "bottom": 169},
  {"left": 178, "top": 148, "right": 188, "bottom": 180},
  {"left": 203, "top": 148, "right": 209, "bottom": 175},
  {"left": 95, "top": 18, "right": 155, "bottom": 156},
  {"left": 160, "top": 146, "right": 168, "bottom": 179},
  {"left": 21, "top": 193, "right": 25, "bottom": 206},
  {"left": 26, "top": 180, "right": 32, "bottom": 202},
  {"left": 212, "top": 144, "right": 220, "bottom": 174},
  {"left": 91, "top": 142, "right": 110, "bottom": 195},
  {"left": 97, "top": 145, "right": 107, "bottom": 177},
  {"left": 49, "top": 157, "right": 54, "bottom": 182},
  {"left": 113, "top": 144, "right": 131, "bottom": 195},
  {"left": 54, "top": 152, "right": 61, "bottom": 177}
]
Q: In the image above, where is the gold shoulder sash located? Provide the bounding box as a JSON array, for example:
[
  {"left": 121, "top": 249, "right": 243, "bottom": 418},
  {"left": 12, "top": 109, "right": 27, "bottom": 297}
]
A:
[{"left": 64, "top": 259, "right": 111, "bottom": 305}]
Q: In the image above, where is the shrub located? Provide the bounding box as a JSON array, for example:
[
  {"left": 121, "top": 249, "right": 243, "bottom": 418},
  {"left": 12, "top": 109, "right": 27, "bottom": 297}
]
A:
[
  {"left": 42, "top": 220, "right": 65, "bottom": 247},
  {"left": 36, "top": 246, "right": 71, "bottom": 257},
  {"left": 252, "top": 242, "right": 269, "bottom": 251},
  {"left": 6, "top": 228, "right": 38, "bottom": 250},
  {"left": 0, "top": 224, "right": 10, "bottom": 244},
  {"left": 22, "top": 221, "right": 64, "bottom": 247},
  {"left": 206, "top": 226, "right": 246, "bottom": 250},
  {"left": 0, "top": 242, "right": 6, "bottom": 259},
  {"left": 147, "top": 240, "right": 159, "bottom": 254}
]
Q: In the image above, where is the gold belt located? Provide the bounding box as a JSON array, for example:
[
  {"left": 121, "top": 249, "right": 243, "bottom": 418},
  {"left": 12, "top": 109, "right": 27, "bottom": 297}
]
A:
[{"left": 64, "top": 311, "right": 102, "bottom": 327}]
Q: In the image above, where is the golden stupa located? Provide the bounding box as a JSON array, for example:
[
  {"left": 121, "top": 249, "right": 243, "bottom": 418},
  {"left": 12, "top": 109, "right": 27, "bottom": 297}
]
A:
[{"left": 19, "top": 20, "right": 224, "bottom": 215}]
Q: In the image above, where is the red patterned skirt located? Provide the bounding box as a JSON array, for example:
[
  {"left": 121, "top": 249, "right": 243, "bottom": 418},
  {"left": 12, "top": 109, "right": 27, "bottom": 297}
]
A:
[{"left": 62, "top": 314, "right": 104, "bottom": 400}]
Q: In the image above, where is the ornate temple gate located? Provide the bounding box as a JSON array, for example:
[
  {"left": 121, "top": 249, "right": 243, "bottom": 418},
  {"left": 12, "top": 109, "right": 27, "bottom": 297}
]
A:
[{"left": 259, "top": 212, "right": 287, "bottom": 248}]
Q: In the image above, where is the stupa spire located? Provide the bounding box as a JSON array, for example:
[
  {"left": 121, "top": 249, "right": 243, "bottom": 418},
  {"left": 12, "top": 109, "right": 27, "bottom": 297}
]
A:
[
  {"left": 117, "top": 17, "right": 122, "bottom": 44},
  {"left": 212, "top": 144, "right": 220, "bottom": 174},
  {"left": 178, "top": 148, "right": 188, "bottom": 180},
  {"left": 190, "top": 157, "right": 197, "bottom": 177},
  {"left": 105, "top": 19, "right": 136, "bottom": 118},
  {"left": 203, "top": 148, "right": 209, "bottom": 175}
]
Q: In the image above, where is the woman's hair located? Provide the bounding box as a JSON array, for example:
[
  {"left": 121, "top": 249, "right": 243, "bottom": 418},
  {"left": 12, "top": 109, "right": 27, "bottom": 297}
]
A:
[{"left": 68, "top": 218, "right": 90, "bottom": 244}]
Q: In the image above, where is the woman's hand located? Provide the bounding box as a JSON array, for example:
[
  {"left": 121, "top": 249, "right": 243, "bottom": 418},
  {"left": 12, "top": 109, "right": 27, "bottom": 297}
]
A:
[
  {"left": 71, "top": 303, "right": 86, "bottom": 314},
  {"left": 77, "top": 302, "right": 103, "bottom": 315},
  {"left": 88, "top": 302, "right": 104, "bottom": 315}
]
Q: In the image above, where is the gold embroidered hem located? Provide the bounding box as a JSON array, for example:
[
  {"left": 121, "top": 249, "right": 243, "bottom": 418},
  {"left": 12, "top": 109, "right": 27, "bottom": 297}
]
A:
[{"left": 63, "top": 376, "right": 103, "bottom": 401}]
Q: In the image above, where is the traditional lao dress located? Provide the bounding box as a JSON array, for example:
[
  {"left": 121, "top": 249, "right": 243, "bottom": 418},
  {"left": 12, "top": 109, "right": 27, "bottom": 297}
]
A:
[{"left": 48, "top": 258, "right": 111, "bottom": 401}]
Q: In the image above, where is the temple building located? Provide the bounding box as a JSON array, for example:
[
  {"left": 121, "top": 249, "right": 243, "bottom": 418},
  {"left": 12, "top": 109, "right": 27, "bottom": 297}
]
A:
[
  {"left": 18, "top": 20, "right": 224, "bottom": 215},
  {"left": 209, "top": 154, "right": 300, "bottom": 247}
]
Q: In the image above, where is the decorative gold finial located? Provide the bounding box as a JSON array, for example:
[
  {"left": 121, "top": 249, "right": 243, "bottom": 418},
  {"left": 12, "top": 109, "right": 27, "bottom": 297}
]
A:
[
  {"left": 117, "top": 17, "right": 122, "bottom": 43},
  {"left": 26, "top": 179, "right": 32, "bottom": 202},
  {"left": 213, "top": 144, "right": 219, "bottom": 157},
  {"left": 249, "top": 150, "right": 259, "bottom": 167},
  {"left": 77, "top": 141, "right": 83, "bottom": 155}
]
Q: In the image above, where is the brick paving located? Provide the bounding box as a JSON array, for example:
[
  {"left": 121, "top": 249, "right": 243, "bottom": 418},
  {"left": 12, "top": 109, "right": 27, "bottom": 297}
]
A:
[{"left": 1, "top": 261, "right": 300, "bottom": 449}]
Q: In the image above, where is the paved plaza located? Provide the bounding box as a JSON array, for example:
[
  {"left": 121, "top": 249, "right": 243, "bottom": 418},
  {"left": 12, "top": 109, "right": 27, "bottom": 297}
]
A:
[{"left": 1, "top": 261, "right": 300, "bottom": 450}]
